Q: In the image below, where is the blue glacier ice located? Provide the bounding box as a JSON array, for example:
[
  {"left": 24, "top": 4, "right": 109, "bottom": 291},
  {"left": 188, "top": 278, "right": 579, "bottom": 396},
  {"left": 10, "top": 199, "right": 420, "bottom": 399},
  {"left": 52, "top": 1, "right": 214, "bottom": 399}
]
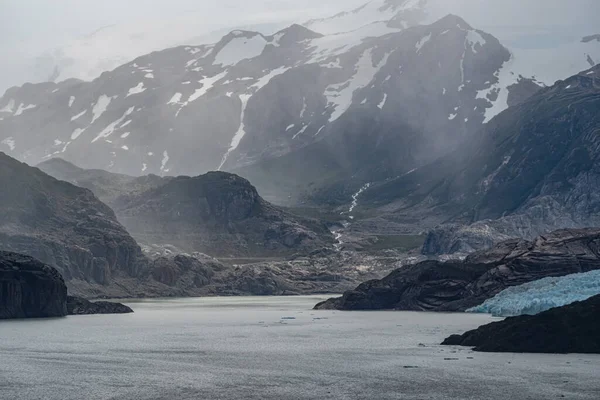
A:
[{"left": 467, "top": 269, "right": 600, "bottom": 317}]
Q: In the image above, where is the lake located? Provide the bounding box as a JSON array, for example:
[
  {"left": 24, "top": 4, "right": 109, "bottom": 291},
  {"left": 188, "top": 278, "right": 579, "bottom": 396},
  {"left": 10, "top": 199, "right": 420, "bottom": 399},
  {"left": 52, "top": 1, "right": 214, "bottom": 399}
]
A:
[{"left": 1, "top": 296, "right": 598, "bottom": 399}]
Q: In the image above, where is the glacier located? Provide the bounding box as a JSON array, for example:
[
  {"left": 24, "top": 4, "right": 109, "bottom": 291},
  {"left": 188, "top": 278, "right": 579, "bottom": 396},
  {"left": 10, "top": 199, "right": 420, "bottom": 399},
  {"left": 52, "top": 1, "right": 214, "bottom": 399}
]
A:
[{"left": 468, "top": 269, "right": 600, "bottom": 317}]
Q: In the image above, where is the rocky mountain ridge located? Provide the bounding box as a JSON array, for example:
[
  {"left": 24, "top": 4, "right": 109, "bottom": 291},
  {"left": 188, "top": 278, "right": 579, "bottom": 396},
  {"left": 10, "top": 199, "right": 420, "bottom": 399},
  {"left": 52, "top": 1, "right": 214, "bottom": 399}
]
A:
[
  {"left": 0, "top": 14, "right": 544, "bottom": 207},
  {"left": 38, "top": 158, "right": 334, "bottom": 257}
]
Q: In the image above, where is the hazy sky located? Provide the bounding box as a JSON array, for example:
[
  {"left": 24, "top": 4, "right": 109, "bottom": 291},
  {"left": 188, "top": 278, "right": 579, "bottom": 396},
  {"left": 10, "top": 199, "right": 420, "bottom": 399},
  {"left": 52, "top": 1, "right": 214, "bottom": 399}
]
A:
[
  {"left": 0, "top": 0, "right": 598, "bottom": 94},
  {"left": 0, "top": 0, "right": 362, "bottom": 55}
]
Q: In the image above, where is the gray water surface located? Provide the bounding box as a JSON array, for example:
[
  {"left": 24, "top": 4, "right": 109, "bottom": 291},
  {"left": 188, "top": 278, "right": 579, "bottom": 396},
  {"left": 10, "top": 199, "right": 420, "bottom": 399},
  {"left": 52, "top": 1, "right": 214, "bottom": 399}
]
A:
[{"left": 1, "top": 296, "right": 598, "bottom": 400}]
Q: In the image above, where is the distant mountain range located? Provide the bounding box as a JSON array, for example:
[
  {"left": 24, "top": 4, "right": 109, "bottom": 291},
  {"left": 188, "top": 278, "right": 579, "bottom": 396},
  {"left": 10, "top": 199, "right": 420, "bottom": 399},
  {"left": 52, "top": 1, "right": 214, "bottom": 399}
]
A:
[{"left": 1, "top": 0, "right": 599, "bottom": 258}]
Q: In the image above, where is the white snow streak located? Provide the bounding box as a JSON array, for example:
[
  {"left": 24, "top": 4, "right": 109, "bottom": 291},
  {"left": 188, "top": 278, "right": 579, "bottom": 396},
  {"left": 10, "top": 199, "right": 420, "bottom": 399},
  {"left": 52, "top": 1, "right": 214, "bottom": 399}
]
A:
[
  {"left": 250, "top": 67, "right": 290, "bottom": 91},
  {"left": 91, "top": 95, "right": 112, "bottom": 125},
  {"left": 69, "top": 96, "right": 75, "bottom": 107},
  {"left": 218, "top": 94, "right": 251, "bottom": 170},
  {"left": 292, "top": 125, "right": 309, "bottom": 140},
  {"left": 70, "top": 109, "right": 87, "bottom": 121},
  {"left": 160, "top": 151, "right": 170, "bottom": 173},
  {"left": 378, "top": 93, "right": 388, "bottom": 109},
  {"left": 14, "top": 103, "right": 37, "bottom": 116},
  {"left": 325, "top": 49, "right": 389, "bottom": 122},
  {"left": 71, "top": 128, "right": 85, "bottom": 140},
  {"left": 415, "top": 33, "right": 431, "bottom": 53},
  {"left": 91, "top": 107, "right": 135, "bottom": 143}
]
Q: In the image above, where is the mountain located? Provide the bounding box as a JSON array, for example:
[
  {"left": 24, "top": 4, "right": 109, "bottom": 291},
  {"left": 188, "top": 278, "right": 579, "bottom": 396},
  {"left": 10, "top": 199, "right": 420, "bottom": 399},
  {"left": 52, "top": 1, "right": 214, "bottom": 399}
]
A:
[
  {"left": 113, "top": 172, "right": 334, "bottom": 257},
  {"left": 315, "top": 228, "right": 600, "bottom": 311},
  {"left": 1, "top": 153, "right": 391, "bottom": 298},
  {"left": 0, "top": 16, "right": 524, "bottom": 205},
  {"left": 38, "top": 158, "right": 333, "bottom": 257},
  {"left": 2, "top": 0, "right": 597, "bottom": 209},
  {"left": 442, "top": 294, "right": 600, "bottom": 354},
  {"left": 347, "top": 65, "right": 600, "bottom": 248}
]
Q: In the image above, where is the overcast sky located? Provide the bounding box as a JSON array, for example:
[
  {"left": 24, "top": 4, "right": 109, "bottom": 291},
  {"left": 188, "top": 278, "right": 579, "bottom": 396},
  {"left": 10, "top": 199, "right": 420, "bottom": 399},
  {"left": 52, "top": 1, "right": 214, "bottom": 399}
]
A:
[
  {"left": 0, "top": 0, "right": 363, "bottom": 56},
  {"left": 0, "top": 0, "right": 598, "bottom": 93}
]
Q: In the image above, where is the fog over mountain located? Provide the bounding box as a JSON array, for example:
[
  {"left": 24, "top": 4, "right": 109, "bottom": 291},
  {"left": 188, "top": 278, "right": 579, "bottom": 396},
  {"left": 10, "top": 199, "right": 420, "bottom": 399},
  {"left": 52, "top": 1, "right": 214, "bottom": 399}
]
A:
[{"left": 2, "top": 0, "right": 598, "bottom": 95}]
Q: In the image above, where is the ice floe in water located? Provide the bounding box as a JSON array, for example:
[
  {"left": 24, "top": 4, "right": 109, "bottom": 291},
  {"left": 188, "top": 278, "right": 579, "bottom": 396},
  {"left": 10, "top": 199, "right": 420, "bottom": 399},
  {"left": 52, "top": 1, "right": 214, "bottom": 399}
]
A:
[{"left": 468, "top": 269, "right": 600, "bottom": 317}]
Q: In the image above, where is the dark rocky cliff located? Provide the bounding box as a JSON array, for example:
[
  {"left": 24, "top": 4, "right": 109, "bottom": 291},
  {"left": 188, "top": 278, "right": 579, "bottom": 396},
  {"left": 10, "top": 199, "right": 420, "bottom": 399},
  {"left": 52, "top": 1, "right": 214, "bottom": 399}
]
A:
[
  {"left": 0, "top": 251, "right": 67, "bottom": 319},
  {"left": 443, "top": 294, "right": 600, "bottom": 354}
]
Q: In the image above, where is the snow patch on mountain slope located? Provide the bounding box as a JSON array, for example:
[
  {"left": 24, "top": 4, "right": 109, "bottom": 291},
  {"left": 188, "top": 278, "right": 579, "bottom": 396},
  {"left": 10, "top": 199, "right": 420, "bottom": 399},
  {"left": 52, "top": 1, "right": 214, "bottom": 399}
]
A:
[
  {"left": 415, "top": 33, "right": 431, "bottom": 53},
  {"left": 218, "top": 94, "right": 251, "bottom": 170},
  {"left": 126, "top": 82, "right": 147, "bottom": 97},
  {"left": 292, "top": 124, "right": 309, "bottom": 139},
  {"left": 70, "top": 109, "right": 87, "bottom": 121},
  {"left": 69, "top": 96, "right": 75, "bottom": 107},
  {"left": 91, "top": 107, "right": 135, "bottom": 143},
  {"left": 91, "top": 95, "right": 112, "bottom": 125},
  {"left": 14, "top": 103, "right": 37, "bottom": 116},
  {"left": 214, "top": 35, "right": 268, "bottom": 66},
  {"left": 250, "top": 67, "right": 290, "bottom": 91},
  {"left": 0, "top": 99, "right": 15, "bottom": 114},
  {"left": 325, "top": 48, "right": 389, "bottom": 122},
  {"left": 468, "top": 270, "right": 600, "bottom": 317},
  {"left": 161, "top": 150, "right": 170, "bottom": 173},
  {"left": 71, "top": 128, "right": 85, "bottom": 140},
  {"left": 189, "top": 71, "right": 228, "bottom": 102},
  {"left": 168, "top": 93, "right": 182, "bottom": 105},
  {"left": 377, "top": 93, "right": 388, "bottom": 109},
  {"left": 465, "top": 30, "right": 486, "bottom": 53}
]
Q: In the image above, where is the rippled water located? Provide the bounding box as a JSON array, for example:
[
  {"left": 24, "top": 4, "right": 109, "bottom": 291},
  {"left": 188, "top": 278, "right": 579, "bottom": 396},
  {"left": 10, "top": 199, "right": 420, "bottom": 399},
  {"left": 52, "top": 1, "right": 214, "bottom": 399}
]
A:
[{"left": 1, "top": 296, "right": 598, "bottom": 400}]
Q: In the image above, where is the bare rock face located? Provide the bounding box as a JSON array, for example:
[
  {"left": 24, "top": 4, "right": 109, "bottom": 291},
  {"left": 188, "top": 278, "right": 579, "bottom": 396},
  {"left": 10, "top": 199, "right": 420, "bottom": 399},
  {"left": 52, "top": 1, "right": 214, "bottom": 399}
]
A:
[
  {"left": 315, "top": 228, "right": 600, "bottom": 311},
  {"left": 442, "top": 294, "right": 600, "bottom": 354},
  {"left": 85, "top": 170, "right": 334, "bottom": 257},
  {"left": 0, "top": 251, "right": 67, "bottom": 319}
]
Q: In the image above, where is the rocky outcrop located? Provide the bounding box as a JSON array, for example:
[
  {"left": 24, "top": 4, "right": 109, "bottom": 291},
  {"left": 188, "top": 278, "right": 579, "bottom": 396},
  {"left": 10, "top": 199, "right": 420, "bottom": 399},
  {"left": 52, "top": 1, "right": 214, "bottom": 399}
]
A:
[
  {"left": 67, "top": 296, "right": 133, "bottom": 315},
  {"left": 0, "top": 251, "right": 67, "bottom": 319},
  {"left": 315, "top": 228, "right": 600, "bottom": 311},
  {"left": 112, "top": 171, "right": 333, "bottom": 257},
  {"left": 442, "top": 294, "right": 600, "bottom": 354}
]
